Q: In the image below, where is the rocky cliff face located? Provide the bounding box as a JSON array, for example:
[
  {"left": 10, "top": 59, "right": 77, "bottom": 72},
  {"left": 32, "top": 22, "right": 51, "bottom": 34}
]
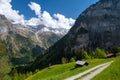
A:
[
  {"left": 0, "top": 14, "right": 13, "bottom": 39},
  {"left": 68, "top": 0, "right": 120, "bottom": 50},
  {"left": 28, "top": 0, "right": 120, "bottom": 71},
  {"left": 36, "top": 31, "right": 62, "bottom": 49},
  {"left": 26, "top": 25, "right": 63, "bottom": 49}
]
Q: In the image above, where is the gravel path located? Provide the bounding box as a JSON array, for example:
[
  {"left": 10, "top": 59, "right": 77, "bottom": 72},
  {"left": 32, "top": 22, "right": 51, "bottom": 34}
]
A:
[
  {"left": 65, "top": 61, "right": 113, "bottom": 80},
  {"left": 80, "top": 61, "right": 113, "bottom": 80}
]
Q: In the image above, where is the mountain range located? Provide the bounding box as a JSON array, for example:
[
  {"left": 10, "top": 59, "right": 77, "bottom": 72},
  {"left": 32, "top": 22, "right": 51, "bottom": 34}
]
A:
[
  {"left": 25, "top": 0, "right": 120, "bottom": 71},
  {"left": 0, "top": 13, "right": 72, "bottom": 78},
  {"left": 0, "top": 13, "right": 70, "bottom": 67}
]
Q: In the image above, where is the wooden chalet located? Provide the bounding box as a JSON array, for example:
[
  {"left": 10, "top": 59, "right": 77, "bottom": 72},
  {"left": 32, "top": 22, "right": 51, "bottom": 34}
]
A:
[
  {"left": 75, "top": 60, "right": 89, "bottom": 67},
  {"left": 106, "top": 53, "right": 116, "bottom": 58}
]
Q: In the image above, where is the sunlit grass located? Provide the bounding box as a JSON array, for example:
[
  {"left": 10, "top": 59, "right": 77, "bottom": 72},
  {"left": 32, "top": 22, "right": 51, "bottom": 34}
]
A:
[
  {"left": 92, "top": 56, "right": 120, "bottom": 80},
  {"left": 26, "top": 58, "right": 114, "bottom": 80}
]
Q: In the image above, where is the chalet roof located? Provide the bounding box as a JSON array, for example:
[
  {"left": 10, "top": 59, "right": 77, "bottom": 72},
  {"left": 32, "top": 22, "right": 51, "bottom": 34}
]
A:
[
  {"left": 106, "top": 53, "right": 114, "bottom": 57},
  {"left": 75, "top": 60, "right": 86, "bottom": 65}
]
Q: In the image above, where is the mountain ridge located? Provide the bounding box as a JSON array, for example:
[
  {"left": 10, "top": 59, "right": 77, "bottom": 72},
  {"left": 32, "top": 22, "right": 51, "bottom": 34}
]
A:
[{"left": 25, "top": 0, "right": 120, "bottom": 72}]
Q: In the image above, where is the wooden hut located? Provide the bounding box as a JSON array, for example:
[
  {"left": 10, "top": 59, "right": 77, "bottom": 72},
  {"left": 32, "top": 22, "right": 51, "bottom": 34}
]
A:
[
  {"left": 106, "top": 53, "right": 116, "bottom": 58},
  {"left": 75, "top": 60, "right": 89, "bottom": 67}
]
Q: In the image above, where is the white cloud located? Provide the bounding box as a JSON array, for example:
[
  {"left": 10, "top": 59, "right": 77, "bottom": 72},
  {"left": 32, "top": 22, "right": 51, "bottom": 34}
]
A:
[
  {"left": 0, "top": 0, "right": 25, "bottom": 25},
  {"left": 53, "top": 13, "right": 75, "bottom": 29},
  {"left": 0, "top": 0, "right": 11, "bottom": 3},
  {"left": 40, "top": 12, "right": 75, "bottom": 29},
  {"left": 27, "top": 2, "right": 75, "bottom": 30},
  {"left": 41, "top": 11, "right": 57, "bottom": 28},
  {"left": 25, "top": 17, "right": 41, "bottom": 26},
  {"left": 0, "top": 0, "right": 75, "bottom": 31},
  {"left": 28, "top": 2, "right": 41, "bottom": 17}
]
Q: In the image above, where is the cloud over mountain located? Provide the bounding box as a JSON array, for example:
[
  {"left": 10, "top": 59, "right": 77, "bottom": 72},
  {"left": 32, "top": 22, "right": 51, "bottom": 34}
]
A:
[
  {"left": 27, "top": 2, "right": 75, "bottom": 30},
  {"left": 0, "top": 0, "right": 25, "bottom": 24},
  {"left": 0, "top": 0, "right": 75, "bottom": 30}
]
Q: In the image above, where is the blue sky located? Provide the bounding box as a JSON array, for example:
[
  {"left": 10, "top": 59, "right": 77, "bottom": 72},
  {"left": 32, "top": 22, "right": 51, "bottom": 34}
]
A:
[
  {"left": 11, "top": 0, "right": 99, "bottom": 20},
  {"left": 0, "top": 0, "right": 99, "bottom": 29}
]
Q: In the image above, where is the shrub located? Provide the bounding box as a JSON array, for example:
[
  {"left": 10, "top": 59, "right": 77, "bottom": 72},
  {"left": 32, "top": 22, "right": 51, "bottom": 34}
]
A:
[
  {"left": 87, "top": 48, "right": 95, "bottom": 59},
  {"left": 95, "top": 48, "right": 106, "bottom": 58},
  {"left": 61, "top": 57, "right": 68, "bottom": 64},
  {"left": 75, "top": 49, "right": 90, "bottom": 60},
  {"left": 82, "top": 51, "right": 90, "bottom": 59},
  {"left": 70, "top": 57, "right": 76, "bottom": 62},
  {"left": 75, "top": 49, "right": 83, "bottom": 60}
]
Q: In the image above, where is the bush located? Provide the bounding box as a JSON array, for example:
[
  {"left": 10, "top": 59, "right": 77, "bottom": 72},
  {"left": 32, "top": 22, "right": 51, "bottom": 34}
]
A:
[
  {"left": 87, "top": 48, "right": 95, "bottom": 59},
  {"left": 75, "top": 49, "right": 83, "bottom": 60},
  {"left": 82, "top": 51, "right": 90, "bottom": 59},
  {"left": 95, "top": 48, "right": 106, "bottom": 58},
  {"left": 61, "top": 57, "right": 68, "bottom": 64},
  {"left": 70, "top": 57, "right": 76, "bottom": 62},
  {"left": 75, "top": 49, "right": 90, "bottom": 60}
]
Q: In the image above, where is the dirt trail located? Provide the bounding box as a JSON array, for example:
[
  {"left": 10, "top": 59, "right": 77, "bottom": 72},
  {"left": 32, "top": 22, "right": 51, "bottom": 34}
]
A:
[{"left": 65, "top": 61, "right": 113, "bottom": 80}]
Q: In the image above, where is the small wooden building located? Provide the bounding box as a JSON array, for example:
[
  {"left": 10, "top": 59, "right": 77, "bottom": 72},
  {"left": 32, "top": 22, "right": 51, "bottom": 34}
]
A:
[
  {"left": 106, "top": 53, "right": 116, "bottom": 58},
  {"left": 75, "top": 60, "right": 89, "bottom": 67}
]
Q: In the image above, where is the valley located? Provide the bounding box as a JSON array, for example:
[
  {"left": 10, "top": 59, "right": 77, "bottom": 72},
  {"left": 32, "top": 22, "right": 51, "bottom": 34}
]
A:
[{"left": 1, "top": 0, "right": 120, "bottom": 80}]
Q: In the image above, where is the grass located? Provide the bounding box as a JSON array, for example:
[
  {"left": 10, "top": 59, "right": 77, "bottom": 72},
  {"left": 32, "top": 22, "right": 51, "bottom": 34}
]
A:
[
  {"left": 26, "top": 58, "right": 114, "bottom": 80},
  {"left": 92, "top": 56, "right": 120, "bottom": 80}
]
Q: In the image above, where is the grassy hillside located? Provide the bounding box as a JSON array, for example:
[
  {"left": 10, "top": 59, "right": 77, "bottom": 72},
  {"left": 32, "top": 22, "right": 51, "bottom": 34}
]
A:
[
  {"left": 26, "top": 58, "right": 114, "bottom": 80},
  {"left": 0, "top": 41, "right": 11, "bottom": 80},
  {"left": 92, "top": 56, "right": 120, "bottom": 80}
]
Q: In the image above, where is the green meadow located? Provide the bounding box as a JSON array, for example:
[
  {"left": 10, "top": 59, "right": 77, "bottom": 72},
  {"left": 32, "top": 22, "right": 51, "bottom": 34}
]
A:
[
  {"left": 92, "top": 56, "right": 120, "bottom": 80},
  {"left": 26, "top": 58, "right": 114, "bottom": 80}
]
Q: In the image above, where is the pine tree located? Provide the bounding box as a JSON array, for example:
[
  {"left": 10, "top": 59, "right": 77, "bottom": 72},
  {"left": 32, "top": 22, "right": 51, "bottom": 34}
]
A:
[
  {"left": 88, "top": 48, "right": 95, "bottom": 59},
  {"left": 82, "top": 51, "right": 90, "bottom": 59},
  {"left": 61, "top": 57, "right": 68, "bottom": 64},
  {"left": 70, "top": 57, "right": 75, "bottom": 62},
  {"left": 95, "top": 48, "right": 106, "bottom": 58}
]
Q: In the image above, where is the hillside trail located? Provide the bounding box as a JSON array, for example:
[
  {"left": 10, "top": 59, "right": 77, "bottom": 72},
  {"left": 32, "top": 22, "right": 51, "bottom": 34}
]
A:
[{"left": 65, "top": 61, "right": 113, "bottom": 80}]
